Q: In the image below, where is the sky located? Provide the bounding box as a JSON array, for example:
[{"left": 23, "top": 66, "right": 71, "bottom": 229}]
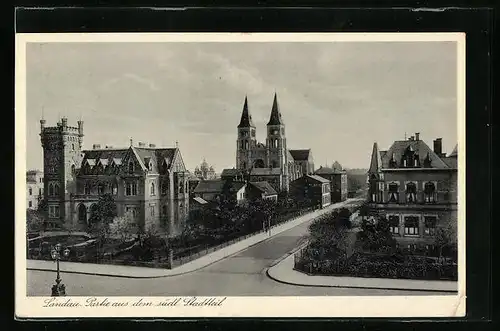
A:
[{"left": 25, "top": 41, "right": 458, "bottom": 172}]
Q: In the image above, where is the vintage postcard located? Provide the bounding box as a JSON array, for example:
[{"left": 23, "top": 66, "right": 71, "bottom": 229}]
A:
[{"left": 15, "top": 32, "right": 465, "bottom": 318}]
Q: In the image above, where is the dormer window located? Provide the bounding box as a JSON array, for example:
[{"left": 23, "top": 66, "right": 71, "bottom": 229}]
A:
[{"left": 424, "top": 153, "right": 432, "bottom": 167}]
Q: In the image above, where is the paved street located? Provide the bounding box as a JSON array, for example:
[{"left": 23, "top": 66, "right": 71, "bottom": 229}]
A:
[{"left": 27, "top": 199, "right": 435, "bottom": 296}]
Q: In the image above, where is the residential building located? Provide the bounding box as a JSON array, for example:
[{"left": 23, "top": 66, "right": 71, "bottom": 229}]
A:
[
  {"left": 290, "top": 175, "right": 332, "bottom": 209},
  {"left": 40, "top": 117, "right": 189, "bottom": 235},
  {"left": 235, "top": 93, "right": 311, "bottom": 192},
  {"left": 314, "top": 166, "right": 348, "bottom": 202},
  {"left": 246, "top": 181, "right": 278, "bottom": 202},
  {"left": 367, "top": 133, "right": 458, "bottom": 248},
  {"left": 221, "top": 168, "right": 246, "bottom": 182},
  {"left": 26, "top": 170, "right": 44, "bottom": 210}
]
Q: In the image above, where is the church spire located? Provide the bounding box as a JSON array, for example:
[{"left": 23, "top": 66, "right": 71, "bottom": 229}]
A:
[
  {"left": 237, "top": 96, "right": 255, "bottom": 128},
  {"left": 368, "top": 142, "right": 382, "bottom": 174},
  {"left": 267, "top": 92, "right": 284, "bottom": 126}
]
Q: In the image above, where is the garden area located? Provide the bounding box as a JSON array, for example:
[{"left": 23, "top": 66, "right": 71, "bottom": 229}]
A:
[
  {"left": 294, "top": 207, "right": 458, "bottom": 281},
  {"left": 27, "top": 193, "right": 316, "bottom": 268}
]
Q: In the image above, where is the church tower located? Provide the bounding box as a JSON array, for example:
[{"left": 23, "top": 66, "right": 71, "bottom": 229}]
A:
[
  {"left": 236, "top": 96, "right": 256, "bottom": 171},
  {"left": 40, "top": 117, "right": 84, "bottom": 226},
  {"left": 266, "top": 93, "right": 288, "bottom": 191}
]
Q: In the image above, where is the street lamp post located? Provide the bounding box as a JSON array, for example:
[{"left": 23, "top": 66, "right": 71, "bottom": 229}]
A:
[{"left": 50, "top": 243, "right": 70, "bottom": 296}]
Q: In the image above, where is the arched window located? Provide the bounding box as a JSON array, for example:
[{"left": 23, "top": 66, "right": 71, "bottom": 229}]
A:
[
  {"left": 38, "top": 188, "right": 42, "bottom": 196},
  {"left": 29, "top": 187, "right": 32, "bottom": 196},
  {"left": 71, "top": 164, "right": 76, "bottom": 174},
  {"left": 128, "top": 161, "right": 135, "bottom": 173},
  {"left": 48, "top": 183, "right": 54, "bottom": 196},
  {"left": 72, "top": 143, "right": 75, "bottom": 151},
  {"left": 84, "top": 182, "right": 91, "bottom": 195},
  {"left": 112, "top": 182, "right": 118, "bottom": 195},
  {"left": 98, "top": 183, "right": 105, "bottom": 195},
  {"left": 161, "top": 181, "right": 167, "bottom": 195},
  {"left": 424, "top": 182, "right": 436, "bottom": 203},
  {"left": 150, "top": 182, "right": 155, "bottom": 196},
  {"left": 54, "top": 183, "right": 60, "bottom": 196},
  {"left": 406, "top": 182, "right": 417, "bottom": 203},
  {"left": 78, "top": 204, "right": 87, "bottom": 224}
]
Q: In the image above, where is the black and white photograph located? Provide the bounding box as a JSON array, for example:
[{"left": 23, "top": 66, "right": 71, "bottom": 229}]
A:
[{"left": 16, "top": 33, "right": 465, "bottom": 318}]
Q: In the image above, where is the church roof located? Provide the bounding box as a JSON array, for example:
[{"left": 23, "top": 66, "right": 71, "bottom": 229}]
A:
[
  {"left": 267, "top": 93, "right": 284, "bottom": 126},
  {"left": 237, "top": 96, "right": 255, "bottom": 128},
  {"left": 193, "top": 180, "right": 226, "bottom": 193},
  {"left": 249, "top": 181, "right": 278, "bottom": 196},
  {"left": 221, "top": 168, "right": 244, "bottom": 177},
  {"left": 315, "top": 166, "right": 344, "bottom": 175},
  {"left": 289, "top": 149, "right": 311, "bottom": 161},
  {"left": 250, "top": 168, "right": 282, "bottom": 176}
]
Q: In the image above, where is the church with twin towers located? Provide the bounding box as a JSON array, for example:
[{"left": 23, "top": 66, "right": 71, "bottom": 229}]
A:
[{"left": 235, "top": 93, "right": 315, "bottom": 193}]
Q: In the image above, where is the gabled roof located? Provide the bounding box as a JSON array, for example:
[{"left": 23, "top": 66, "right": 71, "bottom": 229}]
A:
[
  {"left": 381, "top": 140, "right": 449, "bottom": 169},
  {"left": 314, "top": 166, "right": 344, "bottom": 175},
  {"left": 238, "top": 96, "right": 255, "bottom": 128},
  {"left": 267, "top": 93, "right": 284, "bottom": 126},
  {"left": 250, "top": 168, "right": 282, "bottom": 176},
  {"left": 442, "top": 157, "right": 458, "bottom": 168},
  {"left": 449, "top": 144, "right": 458, "bottom": 157},
  {"left": 226, "top": 181, "right": 247, "bottom": 193},
  {"left": 286, "top": 149, "right": 295, "bottom": 162},
  {"left": 249, "top": 181, "right": 278, "bottom": 196},
  {"left": 307, "top": 174, "right": 331, "bottom": 184},
  {"left": 289, "top": 149, "right": 311, "bottom": 161},
  {"left": 221, "top": 168, "right": 244, "bottom": 177},
  {"left": 193, "top": 180, "right": 226, "bottom": 193}
]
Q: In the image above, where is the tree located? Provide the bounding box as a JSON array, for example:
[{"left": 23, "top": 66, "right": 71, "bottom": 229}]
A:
[
  {"left": 88, "top": 193, "right": 117, "bottom": 234},
  {"left": 357, "top": 215, "right": 397, "bottom": 253},
  {"left": 26, "top": 209, "right": 44, "bottom": 233},
  {"left": 434, "top": 218, "right": 457, "bottom": 261},
  {"left": 109, "top": 211, "right": 138, "bottom": 244}
]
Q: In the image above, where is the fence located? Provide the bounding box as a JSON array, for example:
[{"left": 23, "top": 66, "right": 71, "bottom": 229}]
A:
[{"left": 294, "top": 247, "right": 458, "bottom": 281}]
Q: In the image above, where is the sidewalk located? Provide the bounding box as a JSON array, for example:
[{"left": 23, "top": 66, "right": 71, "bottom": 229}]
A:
[
  {"left": 266, "top": 252, "right": 458, "bottom": 293},
  {"left": 27, "top": 200, "right": 347, "bottom": 279}
]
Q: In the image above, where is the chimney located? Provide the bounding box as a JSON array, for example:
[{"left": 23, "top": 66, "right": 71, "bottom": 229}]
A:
[
  {"left": 149, "top": 143, "right": 156, "bottom": 148},
  {"left": 409, "top": 136, "right": 414, "bottom": 141},
  {"left": 415, "top": 132, "right": 420, "bottom": 141},
  {"left": 93, "top": 144, "right": 101, "bottom": 149},
  {"left": 433, "top": 138, "right": 443, "bottom": 156},
  {"left": 138, "top": 142, "right": 145, "bottom": 147}
]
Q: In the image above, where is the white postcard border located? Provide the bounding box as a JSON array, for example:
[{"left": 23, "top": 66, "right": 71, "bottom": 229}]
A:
[{"left": 15, "top": 32, "right": 466, "bottom": 318}]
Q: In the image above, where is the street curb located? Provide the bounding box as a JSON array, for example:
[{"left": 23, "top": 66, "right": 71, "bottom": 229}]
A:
[
  {"left": 27, "top": 202, "right": 346, "bottom": 279},
  {"left": 265, "top": 267, "right": 458, "bottom": 293},
  {"left": 265, "top": 250, "right": 458, "bottom": 293}
]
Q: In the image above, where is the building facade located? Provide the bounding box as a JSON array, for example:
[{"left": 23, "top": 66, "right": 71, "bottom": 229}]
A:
[
  {"left": 314, "top": 166, "right": 348, "bottom": 203},
  {"left": 290, "top": 175, "right": 332, "bottom": 209},
  {"left": 40, "top": 117, "right": 190, "bottom": 235},
  {"left": 26, "top": 170, "right": 44, "bottom": 210},
  {"left": 367, "top": 133, "right": 458, "bottom": 248},
  {"left": 235, "top": 94, "right": 311, "bottom": 192}
]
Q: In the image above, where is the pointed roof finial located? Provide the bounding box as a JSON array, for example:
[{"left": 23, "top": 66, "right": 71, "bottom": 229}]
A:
[
  {"left": 175, "top": 140, "right": 179, "bottom": 148},
  {"left": 130, "top": 138, "right": 133, "bottom": 146},
  {"left": 404, "top": 132, "right": 407, "bottom": 140},
  {"left": 368, "top": 142, "right": 382, "bottom": 174},
  {"left": 238, "top": 95, "right": 255, "bottom": 128},
  {"left": 41, "top": 106, "right": 45, "bottom": 120},
  {"left": 267, "top": 92, "right": 283, "bottom": 126}
]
